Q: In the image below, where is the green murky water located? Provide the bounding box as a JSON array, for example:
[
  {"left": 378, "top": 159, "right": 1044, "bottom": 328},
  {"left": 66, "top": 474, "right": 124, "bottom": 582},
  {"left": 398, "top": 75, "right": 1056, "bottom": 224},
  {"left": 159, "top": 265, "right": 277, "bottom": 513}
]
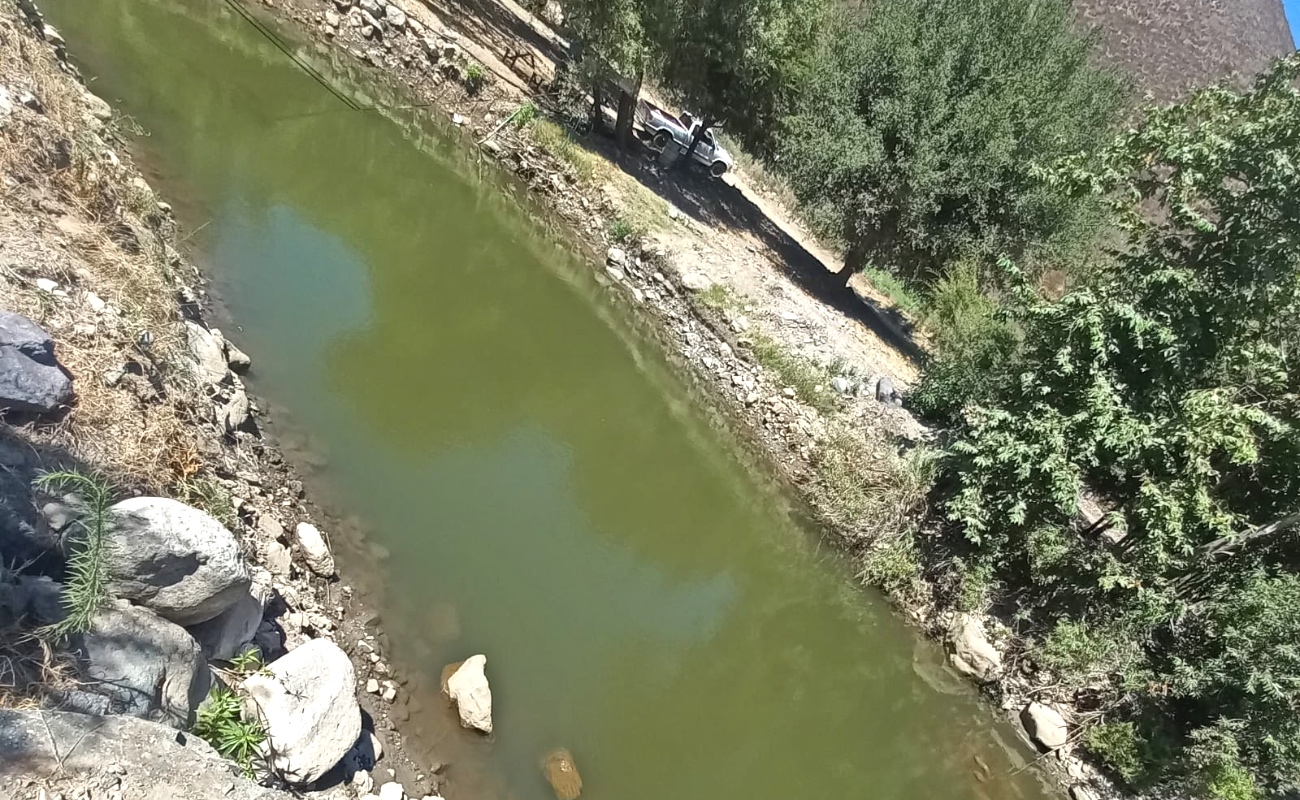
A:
[{"left": 43, "top": 1, "right": 1055, "bottom": 799}]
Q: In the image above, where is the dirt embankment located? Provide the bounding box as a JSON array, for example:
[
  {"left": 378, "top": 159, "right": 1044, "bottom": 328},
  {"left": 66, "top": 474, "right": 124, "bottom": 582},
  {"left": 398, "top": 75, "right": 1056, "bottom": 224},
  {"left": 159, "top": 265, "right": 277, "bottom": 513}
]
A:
[{"left": 0, "top": 4, "right": 446, "bottom": 798}]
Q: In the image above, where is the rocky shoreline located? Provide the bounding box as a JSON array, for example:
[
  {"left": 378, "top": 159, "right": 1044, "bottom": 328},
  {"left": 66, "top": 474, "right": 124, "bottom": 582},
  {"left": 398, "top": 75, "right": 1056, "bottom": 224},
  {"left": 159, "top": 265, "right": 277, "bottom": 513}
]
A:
[{"left": 0, "top": 4, "right": 466, "bottom": 798}]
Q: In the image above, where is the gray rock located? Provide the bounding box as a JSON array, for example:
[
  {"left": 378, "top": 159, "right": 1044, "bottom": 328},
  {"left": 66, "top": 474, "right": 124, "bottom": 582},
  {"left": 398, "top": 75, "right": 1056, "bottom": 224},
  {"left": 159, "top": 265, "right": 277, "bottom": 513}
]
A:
[
  {"left": 1070, "top": 787, "right": 1099, "bottom": 800},
  {"left": 358, "top": 0, "right": 382, "bottom": 17},
  {"left": 185, "top": 321, "right": 229, "bottom": 385},
  {"left": 946, "top": 613, "right": 1002, "bottom": 683},
  {"left": 342, "top": 729, "right": 384, "bottom": 775},
  {"left": 187, "top": 584, "right": 267, "bottom": 661},
  {"left": 16, "top": 574, "right": 65, "bottom": 623},
  {"left": 50, "top": 688, "right": 111, "bottom": 716},
  {"left": 243, "top": 638, "right": 360, "bottom": 784},
  {"left": 606, "top": 246, "right": 627, "bottom": 266},
  {"left": 875, "top": 376, "right": 902, "bottom": 406},
  {"left": 106, "top": 497, "right": 251, "bottom": 625},
  {"left": 71, "top": 600, "right": 209, "bottom": 728},
  {"left": 831, "top": 376, "right": 855, "bottom": 395},
  {"left": 265, "top": 539, "right": 292, "bottom": 577},
  {"left": 446, "top": 654, "right": 493, "bottom": 734},
  {"left": 384, "top": 4, "right": 406, "bottom": 27},
  {"left": 83, "top": 91, "right": 113, "bottom": 122},
  {"left": 680, "top": 271, "right": 711, "bottom": 292},
  {"left": 0, "top": 709, "right": 297, "bottom": 799},
  {"left": 1021, "top": 702, "right": 1069, "bottom": 750},
  {"left": 221, "top": 385, "right": 254, "bottom": 434},
  {"left": 0, "top": 310, "right": 72, "bottom": 413},
  {"left": 294, "top": 522, "right": 336, "bottom": 577}
]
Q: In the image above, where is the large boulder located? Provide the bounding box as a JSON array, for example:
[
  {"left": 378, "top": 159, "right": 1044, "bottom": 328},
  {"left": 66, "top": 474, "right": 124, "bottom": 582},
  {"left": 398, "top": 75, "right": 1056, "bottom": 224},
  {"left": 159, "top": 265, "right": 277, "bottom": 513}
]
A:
[
  {"left": 106, "top": 497, "right": 250, "bottom": 625},
  {"left": 185, "top": 321, "right": 230, "bottom": 384},
  {"left": 187, "top": 582, "right": 267, "bottom": 661},
  {"left": 0, "top": 709, "right": 296, "bottom": 799},
  {"left": 71, "top": 599, "right": 209, "bottom": 728},
  {"left": 242, "top": 638, "right": 360, "bottom": 784},
  {"left": 445, "top": 654, "right": 493, "bottom": 734},
  {"left": 0, "top": 309, "right": 72, "bottom": 413},
  {"left": 1021, "top": 702, "right": 1070, "bottom": 751},
  {"left": 946, "top": 614, "right": 1002, "bottom": 683}
]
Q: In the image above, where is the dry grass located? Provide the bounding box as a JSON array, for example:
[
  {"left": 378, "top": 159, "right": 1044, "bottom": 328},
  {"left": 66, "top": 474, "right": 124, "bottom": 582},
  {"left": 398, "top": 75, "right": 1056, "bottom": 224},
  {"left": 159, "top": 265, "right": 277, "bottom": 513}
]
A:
[{"left": 0, "top": 14, "right": 202, "bottom": 493}]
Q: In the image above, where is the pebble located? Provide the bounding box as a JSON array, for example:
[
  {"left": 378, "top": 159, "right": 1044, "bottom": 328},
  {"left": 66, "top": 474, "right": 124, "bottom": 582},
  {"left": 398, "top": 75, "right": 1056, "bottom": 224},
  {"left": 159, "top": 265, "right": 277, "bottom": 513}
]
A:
[
  {"left": 452, "top": 113, "right": 464, "bottom": 125},
  {"left": 377, "top": 783, "right": 405, "bottom": 800},
  {"left": 366, "top": 678, "right": 381, "bottom": 694},
  {"left": 35, "top": 277, "right": 58, "bottom": 293},
  {"left": 783, "top": 387, "right": 796, "bottom": 398}
]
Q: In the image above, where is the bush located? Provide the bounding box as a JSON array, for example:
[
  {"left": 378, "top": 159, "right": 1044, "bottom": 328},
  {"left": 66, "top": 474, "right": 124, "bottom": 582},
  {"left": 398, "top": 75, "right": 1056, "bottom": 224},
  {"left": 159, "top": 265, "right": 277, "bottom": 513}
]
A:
[
  {"left": 910, "top": 258, "right": 1015, "bottom": 423},
  {"left": 34, "top": 470, "right": 115, "bottom": 636}
]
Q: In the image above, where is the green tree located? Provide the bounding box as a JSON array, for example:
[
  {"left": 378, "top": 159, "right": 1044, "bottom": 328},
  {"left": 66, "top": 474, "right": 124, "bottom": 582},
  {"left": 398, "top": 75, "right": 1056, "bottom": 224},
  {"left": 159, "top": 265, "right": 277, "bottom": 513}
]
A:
[
  {"left": 780, "top": 0, "right": 1125, "bottom": 286},
  {"left": 656, "top": 0, "right": 826, "bottom": 164},
  {"left": 934, "top": 55, "right": 1300, "bottom": 792}
]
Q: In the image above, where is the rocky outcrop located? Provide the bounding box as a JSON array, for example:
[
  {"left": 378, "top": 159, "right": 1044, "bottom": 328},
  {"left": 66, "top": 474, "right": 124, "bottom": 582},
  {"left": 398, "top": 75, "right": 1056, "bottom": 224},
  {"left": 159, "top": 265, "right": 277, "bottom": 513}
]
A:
[
  {"left": 294, "top": 521, "right": 336, "bottom": 577},
  {"left": 1021, "top": 701, "right": 1070, "bottom": 751},
  {"left": 445, "top": 654, "right": 493, "bottom": 734},
  {"left": 0, "top": 709, "right": 295, "bottom": 799},
  {"left": 945, "top": 614, "right": 1002, "bottom": 683},
  {"left": 0, "top": 308, "right": 71, "bottom": 413},
  {"left": 242, "top": 638, "right": 360, "bottom": 784},
  {"left": 71, "top": 599, "right": 209, "bottom": 728},
  {"left": 106, "top": 497, "right": 251, "bottom": 625}
]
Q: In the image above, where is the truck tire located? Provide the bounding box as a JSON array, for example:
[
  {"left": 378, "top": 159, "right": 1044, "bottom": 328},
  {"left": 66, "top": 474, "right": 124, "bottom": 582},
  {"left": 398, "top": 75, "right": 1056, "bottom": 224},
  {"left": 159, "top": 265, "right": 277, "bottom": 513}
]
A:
[
  {"left": 710, "top": 160, "right": 729, "bottom": 177},
  {"left": 652, "top": 129, "right": 672, "bottom": 150}
]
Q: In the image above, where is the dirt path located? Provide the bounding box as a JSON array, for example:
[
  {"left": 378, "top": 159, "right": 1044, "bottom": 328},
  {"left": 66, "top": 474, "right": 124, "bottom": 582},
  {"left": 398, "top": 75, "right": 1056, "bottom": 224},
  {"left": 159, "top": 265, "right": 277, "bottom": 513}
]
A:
[{"left": 387, "top": 0, "right": 923, "bottom": 388}]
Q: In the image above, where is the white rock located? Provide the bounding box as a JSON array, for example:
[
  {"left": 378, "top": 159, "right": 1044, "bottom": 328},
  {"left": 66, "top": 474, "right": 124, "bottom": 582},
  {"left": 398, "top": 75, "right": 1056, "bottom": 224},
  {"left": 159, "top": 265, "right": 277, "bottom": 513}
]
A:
[
  {"left": 34, "top": 278, "right": 58, "bottom": 293},
  {"left": 1070, "top": 787, "right": 1099, "bottom": 800},
  {"left": 730, "top": 315, "right": 750, "bottom": 333},
  {"left": 384, "top": 4, "right": 406, "bottom": 27},
  {"left": 225, "top": 339, "right": 252, "bottom": 373},
  {"left": 452, "top": 113, "right": 464, "bottom": 125},
  {"left": 667, "top": 204, "right": 681, "bottom": 220},
  {"left": 84, "top": 91, "right": 113, "bottom": 121},
  {"left": 605, "top": 265, "right": 625, "bottom": 282},
  {"left": 946, "top": 613, "right": 1002, "bottom": 683},
  {"left": 831, "top": 376, "right": 855, "bottom": 395},
  {"left": 1021, "top": 702, "right": 1069, "bottom": 751},
  {"left": 352, "top": 770, "right": 375, "bottom": 795},
  {"left": 184, "top": 321, "right": 229, "bottom": 384},
  {"left": 378, "top": 783, "right": 404, "bottom": 800},
  {"left": 84, "top": 291, "right": 106, "bottom": 312},
  {"left": 382, "top": 685, "right": 397, "bottom": 702},
  {"left": 446, "top": 654, "right": 493, "bottom": 734},
  {"left": 106, "top": 497, "right": 250, "bottom": 625},
  {"left": 606, "top": 246, "right": 627, "bottom": 266},
  {"left": 265, "top": 539, "right": 292, "bottom": 577},
  {"left": 680, "top": 271, "right": 711, "bottom": 292},
  {"left": 366, "top": 678, "right": 380, "bottom": 694},
  {"left": 325, "top": 9, "right": 341, "bottom": 25},
  {"left": 220, "top": 385, "right": 253, "bottom": 434},
  {"left": 242, "top": 638, "right": 360, "bottom": 784},
  {"left": 295, "top": 522, "right": 336, "bottom": 577}
]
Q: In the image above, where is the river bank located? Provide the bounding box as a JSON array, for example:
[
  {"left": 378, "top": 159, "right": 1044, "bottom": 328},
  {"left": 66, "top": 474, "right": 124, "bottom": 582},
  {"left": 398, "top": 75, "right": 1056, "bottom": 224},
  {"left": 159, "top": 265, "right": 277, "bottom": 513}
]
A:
[
  {"left": 0, "top": 4, "right": 448, "bottom": 797},
  {"left": 222, "top": 2, "right": 1123, "bottom": 799}
]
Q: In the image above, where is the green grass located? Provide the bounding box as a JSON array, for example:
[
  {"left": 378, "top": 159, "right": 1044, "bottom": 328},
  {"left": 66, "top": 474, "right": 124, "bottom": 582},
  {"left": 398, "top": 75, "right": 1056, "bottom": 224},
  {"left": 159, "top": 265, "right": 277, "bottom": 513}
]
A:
[
  {"left": 530, "top": 119, "right": 597, "bottom": 182},
  {"left": 194, "top": 687, "right": 267, "bottom": 777},
  {"left": 34, "top": 470, "right": 115, "bottom": 636},
  {"left": 750, "top": 334, "right": 838, "bottom": 414},
  {"left": 606, "top": 215, "right": 644, "bottom": 244},
  {"left": 696, "top": 283, "right": 735, "bottom": 310},
  {"left": 860, "top": 265, "right": 926, "bottom": 319},
  {"left": 176, "top": 475, "right": 237, "bottom": 532}
]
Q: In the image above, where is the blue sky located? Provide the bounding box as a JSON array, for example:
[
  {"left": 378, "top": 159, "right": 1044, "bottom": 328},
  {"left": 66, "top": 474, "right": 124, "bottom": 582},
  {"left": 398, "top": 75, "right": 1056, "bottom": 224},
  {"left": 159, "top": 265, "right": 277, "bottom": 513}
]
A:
[{"left": 1288, "top": 0, "right": 1300, "bottom": 46}]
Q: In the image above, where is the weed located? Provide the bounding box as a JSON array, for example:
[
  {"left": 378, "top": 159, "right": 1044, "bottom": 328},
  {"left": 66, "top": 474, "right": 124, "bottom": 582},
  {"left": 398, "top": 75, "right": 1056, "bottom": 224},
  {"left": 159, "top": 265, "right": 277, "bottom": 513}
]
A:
[
  {"left": 194, "top": 687, "right": 267, "bottom": 777},
  {"left": 697, "top": 283, "right": 733, "bottom": 311},
  {"left": 810, "top": 432, "right": 937, "bottom": 537},
  {"left": 464, "top": 63, "right": 487, "bottom": 94},
  {"left": 511, "top": 102, "right": 538, "bottom": 128},
  {"left": 34, "top": 470, "right": 115, "bottom": 636},
  {"left": 859, "top": 534, "right": 925, "bottom": 604},
  {"left": 530, "top": 119, "right": 596, "bottom": 181},
  {"left": 228, "top": 648, "right": 264, "bottom": 675},
  {"left": 606, "top": 216, "right": 642, "bottom": 243},
  {"left": 860, "top": 265, "right": 925, "bottom": 318},
  {"left": 750, "top": 335, "right": 838, "bottom": 414},
  {"left": 176, "top": 475, "right": 237, "bottom": 532}
]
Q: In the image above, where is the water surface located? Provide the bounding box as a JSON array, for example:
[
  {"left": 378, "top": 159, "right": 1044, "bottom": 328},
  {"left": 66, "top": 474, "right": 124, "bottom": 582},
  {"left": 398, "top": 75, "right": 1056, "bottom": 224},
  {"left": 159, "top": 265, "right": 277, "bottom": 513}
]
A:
[{"left": 44, "top": 2, "right": 1054, "bottom": 799}]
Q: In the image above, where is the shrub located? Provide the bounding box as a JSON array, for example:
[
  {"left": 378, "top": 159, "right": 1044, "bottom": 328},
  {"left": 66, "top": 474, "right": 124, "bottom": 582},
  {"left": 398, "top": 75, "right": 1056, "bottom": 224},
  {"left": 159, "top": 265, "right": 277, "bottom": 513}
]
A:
[
  {"left": 194, "top": 687, "right": 267, "bottom": 777},
  {"left": 34, "top": 470, "right": 115, "bottom": 636}
]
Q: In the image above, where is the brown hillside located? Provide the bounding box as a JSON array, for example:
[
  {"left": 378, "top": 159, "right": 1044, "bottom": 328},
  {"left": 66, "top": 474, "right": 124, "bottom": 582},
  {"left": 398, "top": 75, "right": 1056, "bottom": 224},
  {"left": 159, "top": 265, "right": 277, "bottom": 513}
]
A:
[{"left": 1074, "top": 0, "right": 1295, "bottom": 102}]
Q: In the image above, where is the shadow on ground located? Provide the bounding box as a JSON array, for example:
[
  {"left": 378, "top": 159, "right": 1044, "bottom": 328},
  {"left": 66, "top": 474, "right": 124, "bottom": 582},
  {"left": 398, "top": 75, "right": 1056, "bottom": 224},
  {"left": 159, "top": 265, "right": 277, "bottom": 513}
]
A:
[{"left": 579, "top": 127, "right": 926, "bottom": 364}]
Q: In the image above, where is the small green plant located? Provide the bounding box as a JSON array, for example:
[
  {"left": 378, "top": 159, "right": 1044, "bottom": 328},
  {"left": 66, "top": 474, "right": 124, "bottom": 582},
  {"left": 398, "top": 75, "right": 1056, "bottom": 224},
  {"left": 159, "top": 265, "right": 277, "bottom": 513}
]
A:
[
  {"left": 228, "top": 648, "right": 264, "bottom": 675},
  {"left": 750, "top": 335, "right": 838, "bottom": 415},
  {"left": 859, "top": 534, "right": 925, "bottom": 604},
  {"left": 34, "top": 470, "right": 115, "bottom": 636},
  {"left": 464, "top": 63, "right": 486, "bottom": 94},
  {"left": 511, "top": 102, "right": 538, "bottom": 128},
  {"left": 176, "top": 475, "right": 237, "bottom": 532},
  {"left": 696, "top": 283, "right": 733, "bottom": 310},
  {"left": 1085, "top": 722, "right": 1147, "bottom": 785},
  {"left": 606, "top": 216, "right": 642, "bottom": 244},
  {"left": 194, "top": 687, "right": 267, "bottom": 777}
]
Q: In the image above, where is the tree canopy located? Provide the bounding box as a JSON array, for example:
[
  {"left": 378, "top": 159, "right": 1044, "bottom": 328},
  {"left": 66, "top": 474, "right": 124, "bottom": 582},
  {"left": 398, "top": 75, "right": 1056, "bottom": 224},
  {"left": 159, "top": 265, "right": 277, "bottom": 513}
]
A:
[
  {"left": 931, "top": 55, "right": 1300, "bottom": 796},
  {"left": 779, "top": 0, "right": 1126, "bottom": 283}
]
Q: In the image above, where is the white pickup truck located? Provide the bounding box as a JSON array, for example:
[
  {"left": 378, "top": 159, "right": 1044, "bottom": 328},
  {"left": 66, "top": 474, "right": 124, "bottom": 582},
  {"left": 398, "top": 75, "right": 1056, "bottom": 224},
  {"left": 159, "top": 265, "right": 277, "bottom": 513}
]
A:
[{"left": 639, "top": 102, "right": 734, "bottom": 177}]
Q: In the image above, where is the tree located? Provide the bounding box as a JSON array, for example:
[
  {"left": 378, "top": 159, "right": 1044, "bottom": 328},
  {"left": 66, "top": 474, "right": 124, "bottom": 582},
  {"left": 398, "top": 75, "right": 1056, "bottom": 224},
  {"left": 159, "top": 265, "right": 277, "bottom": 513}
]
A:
[
  {"left": 934, "top": 55, "right": 1300, "bottom": 792},
  {"left": 780, "top": 0, "right": 1126, "bottom": 286},
  {"left": 562, "top": 0, "right": 657, "bottom": 143},
  {"left": 656, "top": 0, "right": 825, "bottom": 165}
]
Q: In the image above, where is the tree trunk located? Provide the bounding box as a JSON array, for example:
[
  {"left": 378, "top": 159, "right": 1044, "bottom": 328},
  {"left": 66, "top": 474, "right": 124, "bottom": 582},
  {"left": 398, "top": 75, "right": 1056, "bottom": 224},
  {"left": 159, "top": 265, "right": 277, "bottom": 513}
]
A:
[
  {"left": 614, "top": 69, "right": 643, "bottom": 150},
  {"left": 677, "top": 116, "right": 715, "bottom": 171},
  {"left": 590, "top": 78, "right": 603, "bottom": 133},
  {"left": 837, "top": 238, "right": 869, "bottom": 288}
]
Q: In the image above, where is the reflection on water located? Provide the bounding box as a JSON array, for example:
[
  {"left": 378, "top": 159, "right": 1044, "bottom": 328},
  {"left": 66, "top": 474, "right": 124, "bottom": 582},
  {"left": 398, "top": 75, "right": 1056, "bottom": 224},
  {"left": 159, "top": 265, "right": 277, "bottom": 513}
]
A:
[{"left": 42, "top": 1, "right": 1058, "bottom": 799}]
